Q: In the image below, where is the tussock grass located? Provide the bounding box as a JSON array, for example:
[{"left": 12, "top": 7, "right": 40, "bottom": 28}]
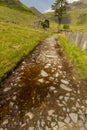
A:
[
  {"left": 58, "top": 34, "right": 87, "bottom": 79},
  {"left": 0, "top": 21, "right": 50, "bottom": 81}
]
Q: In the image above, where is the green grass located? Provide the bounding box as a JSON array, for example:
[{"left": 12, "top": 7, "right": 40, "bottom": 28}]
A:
[
  {"left": 58, "top": 34, "right": 87, "bottom": 79},
  {"left": 0, "top": 21, "right": 53, "bottom": 82},
  {"left": 0, "top": 6, "right": 36, "bottom": 25},
  {"left": 0, "top": 0, "right": 34, "bottom": 14}
]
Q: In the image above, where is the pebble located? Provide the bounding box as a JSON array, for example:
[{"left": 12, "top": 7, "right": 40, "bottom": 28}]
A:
[
  {"left": 38, "top": 78, "right": 44, "bottom": 83},
  {"left": 2, "top": 119, "right": 8, "bottom": 125},
  {"left": 69, "top": 113, "right": 78, "bottom": 123},
  {"left": 48, "top": 110, "right": 55, "bottom": 116},
  {"left": 79, "top": 127, "right": 85, "bottom": 130},
  {"left": 58, "top": 121, "right": 65, "bottom": 128},
  {"left": 25, "top": 112, "right": 34, "bottom": 120},
  {"left": 45, "top": 63, "right": 51, "bottom": 68},
  {"left": 61, "top": 79, "right": 69, "bottom": 85},
  {"left": 64, "top": 96, "right": 69, "bottom": 102},
  {"left": 9, "top": 102, "right": 14, "bottom": 108},
  {"left": 54, "top": 73, "right": 59, "bottom": 77},
  {"left": 60, "top": 84, "right": 72, "bottom": 92},
  {"left": 64, "top": 116, "right": 70, "bottom": 123},
  {"left": 51, "top": 122, "right": 56, "bottom": 127},
  {"left": 59, "top": 96, "right": 63, "bottom": 100},
  {"left": 49, "top": 86, "right": 56, "bottom": 91},
  {"left": 41, "top": 120, "right": 45, "bottom": 127},
  {"left": 49, "top": 77, "right": 54, "bottom": 81},
  {"left": 41, "top": 70, "right": 48, "bottom": 77},
  {"left": 3, "top": 87, "right": 11, "bottom": 92},
  {"left": 21, "top": 123, "right": 26, "bottom": 128},
  {"left": 12, "top": 95, "right": 17, "bottom": 101},
  {"left": 29, "top": 127, "right": 34, "bottom": 130},
  {"left": 76, "top": 102, "right": 80, "bottom": 108},
  {"left": 47, "top": 116, "right": 51, "bottom": 121},
  {"left": 53, "top": 125, "right": 58, "bottom": 130}
]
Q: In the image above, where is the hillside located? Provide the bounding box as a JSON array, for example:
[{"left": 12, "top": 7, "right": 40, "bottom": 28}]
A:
[
  {"left": 0, "top": 0, "right": 34, "bottom": 13},
  {"left": 0, "top": 0, "right": 38, "bottom": 25},
  {"left": 68, "top": 0, "right": 87, "bottom": 29}
]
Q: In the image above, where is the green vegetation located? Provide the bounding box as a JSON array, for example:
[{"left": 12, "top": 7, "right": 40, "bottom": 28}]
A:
[
  {"left": 59, "top": 34, "right": 87, "bottom": 79},
  {"left": 45, "top": 0, "right": 87, "bottom": 32},
  {"left": 63, "top": 24, "right": 70, "bottom": 31},
  {"left": 0, "top": 0, "right": 34, "bottom": 14},
  {"left": 0, "top": 22, "right": 50, "bottom": 80},
  {"left": 0, "top": 5, "right": 36, "bottom": 25},
  {"left": 0, "top": 0, "right": 57, "bottom": 83}
]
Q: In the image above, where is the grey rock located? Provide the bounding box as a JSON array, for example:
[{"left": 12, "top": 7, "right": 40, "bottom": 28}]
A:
[
  {"left": 41, "top": 119, "right": 45, "bottom": 127},
  {"left": 62, "top": 107, "right": 66, "bottom": 112},
  {"left": 76, "top": 102, "right": 80, "bottom": 108},
  {"left": 3, "top": 87, "right": 11, "bottom": 92},
  {"left": 59, "top": 96, "right": 63, "bottom": 100},
  {"left": 64, "top": 116, "right": 70, "bottom": 123},
  {"left": 49, "top": 86, "right": 56, "bottom": 91},
  {"left": 85, "top": 122, "right": 87, "bottom": 128},
  {"left": 48, "top": 110, "right": 55, "bottom": 116},
  {"left": 61, "top": 79, "right": 69, "bottom": 85},
  {"left": 64, "top": 96, "right": 69, "bottom": 102},
  {"left": 2, "top": 119, "right": 8, "bottom": 125},
  {"left": 25, "top": 112, "right": 34, "bottom": 120},
  {"left": 28, "top": 127, "right": 34, "bottom": 130},
  {"left": 53, "top": 125, "right": 58, "bottom": 130},
  {"left": 47, "top": 116, "right": 51, "bottom": 121},
  {"left": 12, "top": 95, "right": 17, "bottom": 101},
  {"left": 38, "top": 78, "right": 44, "bottom": 83},
  {"left": 41, "top": 70, "right": 48, "bottom": 77},
  {"left": 79, "top": 127, "right": 85, "bottom": 130},
  {"left": 69, "top": 113, "right": 78, "bottom": 123},
  {"left": 9, "top": 102, "right": 14, "bottom": 108},
  {"left": 54, "top": 73, "right": 59, "bottom": 77},
  {"left": 60, "top": 84, "right": 72, "bottom": 92},
  {"left": 51, "top": 122, "right": 56, "bottom": 127},
  {"left": 49, "top": 77, "right": 54, "bottom": 81},
  {"left": 58, "top": 121, "right": 65, "bottom": 128}
]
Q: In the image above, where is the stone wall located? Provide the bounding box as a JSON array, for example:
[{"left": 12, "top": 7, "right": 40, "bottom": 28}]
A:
[{"left": 64, "top": 32, "right": 87, "bottom": 51}]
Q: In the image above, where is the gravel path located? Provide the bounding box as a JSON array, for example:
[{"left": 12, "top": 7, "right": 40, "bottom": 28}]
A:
[{"left": 0, "top": 35, "right": 87, "bottom": 130}]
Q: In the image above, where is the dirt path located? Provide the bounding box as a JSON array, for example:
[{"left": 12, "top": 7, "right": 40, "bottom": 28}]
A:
[{"left": 0, "top": 35, "right": 87, "bottom": 130}]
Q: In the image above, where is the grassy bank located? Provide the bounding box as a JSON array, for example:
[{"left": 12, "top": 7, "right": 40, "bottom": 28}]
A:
[
  {"left": 58, "top": 34, "right": 87, "bottom": 79},
  {"left": 0, "top": 21, "right": 52, "bottom": 82}
]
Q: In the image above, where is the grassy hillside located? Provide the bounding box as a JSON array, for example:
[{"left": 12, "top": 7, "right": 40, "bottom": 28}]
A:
[
  {"left": 0, "top": 0, "right": 34, "bottom": 14},
  {"left": 0, "top": 0, "right": 55, "bottom": 83}
]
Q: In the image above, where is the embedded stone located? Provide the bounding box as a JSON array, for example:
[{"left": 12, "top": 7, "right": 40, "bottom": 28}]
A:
[
  {"left": 3, "top": 87, "right": 11, "bottom": 92},
  {"left": 2, "top": 119, "right": 8, "bottom": 125},
  {"left": 25, "top": 112, "right": 34, "bottom": 120},
  {"left": 48, "top": 110, "right": 55, "bottom": 116},
  {"left": 60, "top": 84, "right": 72, "bottom": 92},
  {"left": 49, "top": 86, "right": 56, "bottom": 91},
  {"left": 61, "top": 79, "right": 69, "bottom": 85},
  {"left": 38, "top": 78, "right": 44, "bottom": 83},
  {"left": 41, "top": 70, "right": 48, "bottom": 77},
  {"left": 58, "top": 122, "right": 65, "bottom": 128},
  {"left": 69, "top": 113, "right": 78, "bottom": 123}
]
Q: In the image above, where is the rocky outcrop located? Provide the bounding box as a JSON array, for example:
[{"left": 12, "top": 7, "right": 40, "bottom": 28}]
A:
[{"left": 64, "top": 32, "right": 87, "bottom": 51}]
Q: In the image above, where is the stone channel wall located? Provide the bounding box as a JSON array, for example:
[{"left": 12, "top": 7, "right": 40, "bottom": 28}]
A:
[{"left": 64, "top": 32, "right": 87, "bottom": 52}]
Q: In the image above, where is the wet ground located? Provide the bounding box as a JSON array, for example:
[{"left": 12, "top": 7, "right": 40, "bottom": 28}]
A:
[{"left": 0, "top": 35, "right": 87, "bottom": 130}]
